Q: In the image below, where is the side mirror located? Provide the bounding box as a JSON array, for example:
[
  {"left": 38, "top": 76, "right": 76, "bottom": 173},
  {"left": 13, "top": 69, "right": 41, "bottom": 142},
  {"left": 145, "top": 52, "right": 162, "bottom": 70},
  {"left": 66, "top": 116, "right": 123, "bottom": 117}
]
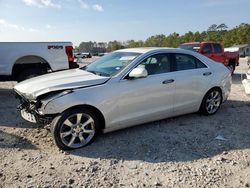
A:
[{"left": 129, "top": 67, "right": 148, "bottom": 78}]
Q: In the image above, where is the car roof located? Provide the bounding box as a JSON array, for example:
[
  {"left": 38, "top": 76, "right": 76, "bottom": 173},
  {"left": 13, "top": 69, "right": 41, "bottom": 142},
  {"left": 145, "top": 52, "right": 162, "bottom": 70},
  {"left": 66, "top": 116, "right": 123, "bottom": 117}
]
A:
[
  {"left": 119, "top": 47, "right": 215, "bottom": 62},
  {"left": 116, "top": 47, "right": 179, "bottom": 54}
]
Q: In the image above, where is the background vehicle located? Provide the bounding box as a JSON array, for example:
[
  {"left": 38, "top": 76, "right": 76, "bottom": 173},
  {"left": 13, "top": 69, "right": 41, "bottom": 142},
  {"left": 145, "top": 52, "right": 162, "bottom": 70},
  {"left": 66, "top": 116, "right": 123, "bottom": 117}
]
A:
[
  {"left": 179, "top": 42, "right": 239, "bottom": 72},
  {"left": 0, "top": 42, "right": 78, "bottom": 81},
  {"left": 14, "top": 48, "right": 231, "bottom": 150},
  {"left": 74, "top": 52, "right": 92, "bottom": 59},
  {"left": 98, "top": 53, "right": 108, "bottom": 57},
  {"left": 225, "top": 44, "right": 250, "bottom": 58}
]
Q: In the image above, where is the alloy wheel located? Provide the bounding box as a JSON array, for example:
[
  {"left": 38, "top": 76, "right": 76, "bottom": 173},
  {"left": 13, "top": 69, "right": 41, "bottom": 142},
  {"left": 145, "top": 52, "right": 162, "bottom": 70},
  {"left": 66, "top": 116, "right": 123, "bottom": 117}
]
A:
[
  {"left": 59, "top": 113, "right": 95, "bottom": 148},
  {"left": 205, "top": 90, "right": 221, "bottom": 114}
]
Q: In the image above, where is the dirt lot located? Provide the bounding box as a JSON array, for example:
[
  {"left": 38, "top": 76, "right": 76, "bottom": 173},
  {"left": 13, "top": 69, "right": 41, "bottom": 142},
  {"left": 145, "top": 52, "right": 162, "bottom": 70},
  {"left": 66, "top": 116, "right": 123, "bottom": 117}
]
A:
[{"left": 0, "top": 59, "right": 250, "bottom": 188}]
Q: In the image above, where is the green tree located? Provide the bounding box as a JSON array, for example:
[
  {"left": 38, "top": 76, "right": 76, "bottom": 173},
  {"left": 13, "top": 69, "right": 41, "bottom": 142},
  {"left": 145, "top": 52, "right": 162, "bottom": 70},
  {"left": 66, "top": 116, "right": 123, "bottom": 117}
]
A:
[
  {"left": 127, "top": 40, "right": 144, "bottom": 48},
  {"left": 145, "top": 34, "right": 167, "bottom": 47},
  {"left": 217, "top": 23, "right": 228, "bottom": 31},
  {"left": 78, "top": 41, "right": 94, "bottom": 52},
  {"left": 107, "top": 40, "right": 124, "bottom": 52},
  {"left": 164, "top": 32, "right": 180, "bottom": 47},
  {"left": 76, "top": 23, "right": 250, "bottom": 52},
  {"left": 207, "top": 24, "right": 218, "bottom": 32},
  {"left": 222, "top": 23, "right": 250, "bottom": 47}
]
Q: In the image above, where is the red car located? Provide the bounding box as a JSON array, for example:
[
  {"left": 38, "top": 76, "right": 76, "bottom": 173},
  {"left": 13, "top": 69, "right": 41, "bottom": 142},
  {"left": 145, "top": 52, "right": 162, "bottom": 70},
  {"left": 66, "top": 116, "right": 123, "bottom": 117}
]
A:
[{"left": 179, "top": 42, "right": 239, "bottom": 72}]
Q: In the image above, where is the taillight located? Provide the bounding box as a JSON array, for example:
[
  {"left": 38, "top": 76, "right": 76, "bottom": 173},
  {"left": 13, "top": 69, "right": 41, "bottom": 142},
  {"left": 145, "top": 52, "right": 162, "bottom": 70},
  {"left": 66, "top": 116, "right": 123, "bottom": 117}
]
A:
[{"left": 65, "top": 46, "right": 74, "bottom": 62}]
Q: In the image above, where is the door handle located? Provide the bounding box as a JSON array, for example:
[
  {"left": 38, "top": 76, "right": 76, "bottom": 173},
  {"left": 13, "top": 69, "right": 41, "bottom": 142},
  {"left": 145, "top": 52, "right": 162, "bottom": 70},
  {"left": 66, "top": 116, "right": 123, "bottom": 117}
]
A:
[
  {"left": 162, "top": 79, "right": 175, "bottom": 84},
  {"left": 203, "top": 72, "right": 212, "bottom": 76}
]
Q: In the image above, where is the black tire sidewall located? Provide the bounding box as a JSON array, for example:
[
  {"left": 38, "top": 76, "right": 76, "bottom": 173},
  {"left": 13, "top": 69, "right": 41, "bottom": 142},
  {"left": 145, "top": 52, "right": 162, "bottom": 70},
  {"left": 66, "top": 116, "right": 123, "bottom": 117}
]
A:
[
  {"left": 17, "top": 68, "right": 45, "bottom": 82},
  {"left": 51, "top": 108, "right": 100, "bottom": 150},
  {"left": 228, "top": 63, "right": 235, "bottom": 74}
]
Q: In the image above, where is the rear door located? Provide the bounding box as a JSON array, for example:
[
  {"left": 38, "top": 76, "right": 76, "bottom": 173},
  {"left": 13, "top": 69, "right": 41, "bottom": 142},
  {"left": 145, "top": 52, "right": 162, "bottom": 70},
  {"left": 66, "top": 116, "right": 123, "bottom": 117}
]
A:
[{"left": 172, "top": 53, "right": 213, "bottom": 115}]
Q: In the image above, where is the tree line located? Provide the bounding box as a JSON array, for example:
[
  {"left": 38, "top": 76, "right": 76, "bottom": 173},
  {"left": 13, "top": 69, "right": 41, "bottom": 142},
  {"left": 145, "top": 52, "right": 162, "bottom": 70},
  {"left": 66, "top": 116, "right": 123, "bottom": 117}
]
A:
[{"left": 75, "top": 23, "right": 250, "bottom": 53}]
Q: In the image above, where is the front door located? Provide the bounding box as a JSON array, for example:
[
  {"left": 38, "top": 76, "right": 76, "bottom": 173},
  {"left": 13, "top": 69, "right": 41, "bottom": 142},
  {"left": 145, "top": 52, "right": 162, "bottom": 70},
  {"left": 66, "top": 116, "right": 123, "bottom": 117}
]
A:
[{"left": 117, "top": 53, "right": 176, "bottom": 127}]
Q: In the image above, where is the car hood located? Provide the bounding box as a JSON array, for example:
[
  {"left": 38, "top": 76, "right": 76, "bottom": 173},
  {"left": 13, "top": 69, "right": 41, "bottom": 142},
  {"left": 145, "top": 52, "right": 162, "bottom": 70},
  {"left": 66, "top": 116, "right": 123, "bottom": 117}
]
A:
[{"left": 14, "top": 69, "right": 110, "bottom": 100}]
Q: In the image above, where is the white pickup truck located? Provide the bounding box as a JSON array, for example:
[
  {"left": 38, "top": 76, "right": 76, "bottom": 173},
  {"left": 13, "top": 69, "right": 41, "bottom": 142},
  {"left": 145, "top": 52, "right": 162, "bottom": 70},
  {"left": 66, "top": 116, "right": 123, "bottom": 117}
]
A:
[{"left": 0, "top": 42, "right": 79, "bottom": 81}]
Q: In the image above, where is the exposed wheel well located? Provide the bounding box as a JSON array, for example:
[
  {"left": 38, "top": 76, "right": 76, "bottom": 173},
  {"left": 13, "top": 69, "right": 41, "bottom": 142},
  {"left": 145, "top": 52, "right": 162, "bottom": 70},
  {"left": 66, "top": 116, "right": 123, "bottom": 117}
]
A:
[
  {"left": 64, "top": 105, "right": 106, "bottom": 130},
  {"left": 205, "top": 87, "right": 222, "bottom": 99},
  {"left": 12, "top": 55, "right": 51, "bottom": 79}
]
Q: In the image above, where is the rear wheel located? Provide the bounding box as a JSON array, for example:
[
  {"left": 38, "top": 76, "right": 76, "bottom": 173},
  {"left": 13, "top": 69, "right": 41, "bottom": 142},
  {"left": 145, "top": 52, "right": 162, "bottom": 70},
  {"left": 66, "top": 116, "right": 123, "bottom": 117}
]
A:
[
  {"left": 17, "top": 68, "right": 46, "bottom": 82},
  {"left": 200, "top": 88, "right": 222, "bottom": 115},
  {"left": 228, "top": 61, "right": 236, "bottom": 74},
  {"left": 51, "top": 108, "right": 100, "bottom": 150}
]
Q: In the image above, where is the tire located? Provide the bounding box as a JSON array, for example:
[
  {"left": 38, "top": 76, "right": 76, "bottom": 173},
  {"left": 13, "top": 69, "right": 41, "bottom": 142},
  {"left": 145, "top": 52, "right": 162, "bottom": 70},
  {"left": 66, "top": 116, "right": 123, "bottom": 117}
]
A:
[
  {"left": 199, "top": 88, "right": 222, "bottom": 115},
  {"left": 228, "top": 62, "right": 235, "bottom": 74},
  {"left": 51, "top": 108, "right": 100, "bottom": 150},
  {"left": 17, "top": 68, "right": 46, "bottom": 82}
]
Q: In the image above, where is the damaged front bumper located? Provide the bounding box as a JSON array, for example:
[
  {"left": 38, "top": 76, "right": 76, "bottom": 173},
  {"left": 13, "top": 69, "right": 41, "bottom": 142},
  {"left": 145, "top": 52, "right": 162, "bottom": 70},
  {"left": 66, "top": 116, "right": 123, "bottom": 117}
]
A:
[{"left": 15, "top": 91, "right": 54, "bottom": 125}]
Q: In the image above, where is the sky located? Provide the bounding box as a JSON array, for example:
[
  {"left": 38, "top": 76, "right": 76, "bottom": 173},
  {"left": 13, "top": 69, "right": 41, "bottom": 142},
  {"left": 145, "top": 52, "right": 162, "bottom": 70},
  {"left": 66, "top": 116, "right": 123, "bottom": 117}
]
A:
[{"left": 0, "top": 0, "right": 249, "bottom": 46}]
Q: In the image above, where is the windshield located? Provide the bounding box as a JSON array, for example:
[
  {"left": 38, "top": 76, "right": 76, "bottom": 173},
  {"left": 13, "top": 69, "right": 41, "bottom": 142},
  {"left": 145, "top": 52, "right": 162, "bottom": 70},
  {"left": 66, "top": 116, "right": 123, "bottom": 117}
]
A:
[
  {"left": 83, "top": 52, "right": 141, "bottom": 76},
  {"left": 179, "top": 44, "right": 201, "bottom": 52}
]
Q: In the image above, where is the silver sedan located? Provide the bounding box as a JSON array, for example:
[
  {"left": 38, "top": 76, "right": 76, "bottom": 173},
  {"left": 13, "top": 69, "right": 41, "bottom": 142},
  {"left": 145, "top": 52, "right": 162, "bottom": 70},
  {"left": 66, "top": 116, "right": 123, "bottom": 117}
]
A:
[{"left": 14, "top": 48, "right": 232, "bottom": 150}]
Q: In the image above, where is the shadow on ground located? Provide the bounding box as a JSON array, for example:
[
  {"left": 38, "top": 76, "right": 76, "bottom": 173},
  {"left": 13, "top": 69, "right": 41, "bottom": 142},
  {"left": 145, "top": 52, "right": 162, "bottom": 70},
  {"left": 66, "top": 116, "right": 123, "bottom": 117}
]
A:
[
  {"left": 69, "top": 99, "right": 250, "bottom": 163},
  {"left": 0, "top": 130, "right": 37, "bottom": 149},
  {"left": 232, "top": 73, "right": 246, "bottom": 85},
  {"left": 0, "top": 88, "right": 38, "bottom": 129}
]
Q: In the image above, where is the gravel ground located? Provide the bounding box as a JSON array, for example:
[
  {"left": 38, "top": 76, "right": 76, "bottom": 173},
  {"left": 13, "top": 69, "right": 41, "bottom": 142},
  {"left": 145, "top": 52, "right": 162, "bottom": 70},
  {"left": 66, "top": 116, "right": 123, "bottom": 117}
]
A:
[{"left": 0, "top": 59, "right": 250, "bottom": 188}]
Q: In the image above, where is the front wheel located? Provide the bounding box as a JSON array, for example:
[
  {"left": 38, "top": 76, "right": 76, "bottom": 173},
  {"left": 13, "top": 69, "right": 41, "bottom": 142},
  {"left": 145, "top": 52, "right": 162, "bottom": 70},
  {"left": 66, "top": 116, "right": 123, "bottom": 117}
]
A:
[
  {"left": 200, "top": 88, "right": 222, "bottom": 115},
  {"left": 51, "top": 108, "right": 100, "bottom": 150}
]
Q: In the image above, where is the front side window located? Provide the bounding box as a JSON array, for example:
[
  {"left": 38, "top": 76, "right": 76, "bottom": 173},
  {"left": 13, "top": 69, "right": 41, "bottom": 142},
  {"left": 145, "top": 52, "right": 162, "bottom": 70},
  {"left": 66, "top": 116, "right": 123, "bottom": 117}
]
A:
[
  {"left": 136, "top": 53, "right": 172, "bottom": 75},
  {"left": 84, "top": 52, "right": 141, "bottom": 76}
]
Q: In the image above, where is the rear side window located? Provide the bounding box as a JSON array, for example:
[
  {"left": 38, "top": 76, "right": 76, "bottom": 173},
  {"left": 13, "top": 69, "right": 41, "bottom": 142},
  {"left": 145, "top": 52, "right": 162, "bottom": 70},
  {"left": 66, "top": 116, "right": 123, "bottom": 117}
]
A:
[
  {"left": 213, "top": 43, "right": 223, "bottom": 53},
  {"left": 196, "top": 59, "right": 207, "bottom": 68},
  {"left": 175, "top": 54, "right": 196, "bottom": 71},
  {"left": 174, "top": 54, "right": 207, "bottom": 71},
  {"left": 202, "top": 44, "right": 212, "bottom": 54}
]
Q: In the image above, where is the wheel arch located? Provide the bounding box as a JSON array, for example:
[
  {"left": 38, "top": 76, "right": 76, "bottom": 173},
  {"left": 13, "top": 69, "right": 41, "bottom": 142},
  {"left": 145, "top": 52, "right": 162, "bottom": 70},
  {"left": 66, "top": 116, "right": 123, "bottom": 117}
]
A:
[
  {"left": 14, "top": 55, "right": 49, "bottom": 64},
  {"left": 207, "top": 86, "right": 222, "bottom": 94},
  {"left": 63, "top": 104, "right": 106, "bottom": 131},
  {"left": 203, "top": 86, "right": 223, "bottom": 100},
  {"left": 12, "top": 55, "right": 51, "bottom": 76}
]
